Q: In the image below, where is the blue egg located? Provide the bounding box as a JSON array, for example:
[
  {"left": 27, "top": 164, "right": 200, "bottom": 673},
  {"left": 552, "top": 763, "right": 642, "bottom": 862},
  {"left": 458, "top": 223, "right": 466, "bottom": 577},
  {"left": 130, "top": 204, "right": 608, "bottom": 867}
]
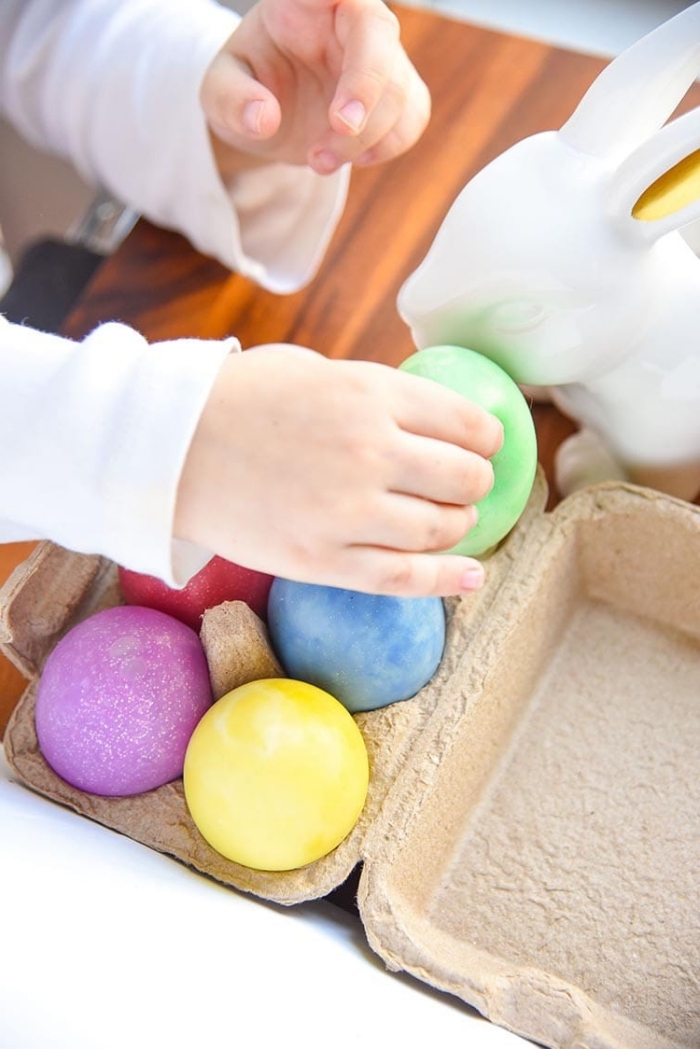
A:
[{"left": 267, "top": 579, "right": 446, "bottom": 713}]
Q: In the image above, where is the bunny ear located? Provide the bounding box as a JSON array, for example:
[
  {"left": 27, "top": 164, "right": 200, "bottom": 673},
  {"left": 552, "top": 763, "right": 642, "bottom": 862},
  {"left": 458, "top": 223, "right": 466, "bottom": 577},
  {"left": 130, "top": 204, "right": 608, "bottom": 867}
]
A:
[
  {"left": 609, "top": 104, "right": 700, "bottom": 243},
  {"left": 560, "top": 3, "right": 700, "bottom": 162}
]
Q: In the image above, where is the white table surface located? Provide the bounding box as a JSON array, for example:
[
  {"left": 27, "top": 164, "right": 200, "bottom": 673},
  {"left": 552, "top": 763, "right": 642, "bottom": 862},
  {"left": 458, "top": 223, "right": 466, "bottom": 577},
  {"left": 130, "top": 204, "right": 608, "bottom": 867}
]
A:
[{"left": 0, "top": 751, "right": 529, "bottom": 1049}]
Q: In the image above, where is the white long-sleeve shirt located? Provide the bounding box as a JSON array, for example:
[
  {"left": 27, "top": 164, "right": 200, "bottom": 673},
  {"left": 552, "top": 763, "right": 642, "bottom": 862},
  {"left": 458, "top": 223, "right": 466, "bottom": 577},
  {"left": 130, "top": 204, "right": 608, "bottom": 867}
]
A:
[{"left": 0, "top": 0, "right": 350, "bottom": 584}]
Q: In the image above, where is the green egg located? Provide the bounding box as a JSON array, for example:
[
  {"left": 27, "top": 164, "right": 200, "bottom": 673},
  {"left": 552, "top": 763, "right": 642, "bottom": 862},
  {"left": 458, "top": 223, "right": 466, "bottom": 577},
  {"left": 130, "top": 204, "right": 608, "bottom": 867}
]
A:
[{"left": 400, "top": 345, "right": 537, "bottom": 555}]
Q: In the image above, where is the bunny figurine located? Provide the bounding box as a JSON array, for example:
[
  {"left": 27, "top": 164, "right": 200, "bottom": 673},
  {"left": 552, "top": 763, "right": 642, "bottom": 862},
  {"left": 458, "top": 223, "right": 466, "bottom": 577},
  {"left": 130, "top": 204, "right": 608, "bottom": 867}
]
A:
[{"left": 398, "top": 3, "right": 700, "bottom": 501}]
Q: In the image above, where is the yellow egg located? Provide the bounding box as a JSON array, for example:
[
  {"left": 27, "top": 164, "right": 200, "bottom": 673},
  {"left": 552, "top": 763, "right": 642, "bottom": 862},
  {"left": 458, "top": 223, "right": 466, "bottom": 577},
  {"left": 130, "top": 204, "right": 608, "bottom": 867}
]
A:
[{"left": 183, "top": 678, "right": 369, "bottom": 872}]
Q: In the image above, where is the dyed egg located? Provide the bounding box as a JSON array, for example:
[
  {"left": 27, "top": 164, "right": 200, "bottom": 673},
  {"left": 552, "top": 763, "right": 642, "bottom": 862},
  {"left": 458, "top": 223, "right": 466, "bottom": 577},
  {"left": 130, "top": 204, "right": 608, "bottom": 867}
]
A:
[
  {"left": 183, "top": 678, "right": 369, "bottom": 871},
  {"left": 267, "top": 579, "right": 445, "bottom": 713},
  {"left": 399, "top": 345, "right": 537, "bottom": 555},
  {"left": 35, "top": 606, "right": 212, "bottom": 796},
  {"left": 118, "top": 555, "right": 274, "bottom": 631}
]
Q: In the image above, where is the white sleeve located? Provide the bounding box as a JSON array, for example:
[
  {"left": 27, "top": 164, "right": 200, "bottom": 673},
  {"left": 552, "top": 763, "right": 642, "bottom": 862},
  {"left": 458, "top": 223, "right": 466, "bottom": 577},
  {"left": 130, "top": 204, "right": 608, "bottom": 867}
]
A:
[
  {"left": 0, "top": 316, "right": 233, "bottom": 586},
  {"left": 0, "top": 0, "right": 350, "bottom": 293}
]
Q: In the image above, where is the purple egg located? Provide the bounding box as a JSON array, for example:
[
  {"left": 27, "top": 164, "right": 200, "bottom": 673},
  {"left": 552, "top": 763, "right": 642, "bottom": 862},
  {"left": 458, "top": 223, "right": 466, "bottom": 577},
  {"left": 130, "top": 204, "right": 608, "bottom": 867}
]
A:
[{"left": 35, "top": 605, "right": 212, "bottom": 796}]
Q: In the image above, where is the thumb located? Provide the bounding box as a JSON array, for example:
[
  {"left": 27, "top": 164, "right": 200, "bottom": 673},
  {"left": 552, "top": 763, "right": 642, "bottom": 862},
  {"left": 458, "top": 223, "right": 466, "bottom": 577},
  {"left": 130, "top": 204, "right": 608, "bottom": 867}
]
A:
[{"left": 201, "top": 51, "right": 282, "bottom": 142}]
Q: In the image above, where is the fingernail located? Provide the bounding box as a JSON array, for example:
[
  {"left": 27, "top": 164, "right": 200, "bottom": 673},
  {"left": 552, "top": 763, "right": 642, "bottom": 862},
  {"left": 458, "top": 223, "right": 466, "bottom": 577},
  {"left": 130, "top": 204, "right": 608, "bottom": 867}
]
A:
[
  {"left": 460, "top": 565, "right": 485, "bottom": 591},
  {"left": 311, "top": 149, "right": 340, "bottom": 174},
  {"left": 243, "top": 99, "right": 265, "bottom": 135},
  {"left": 338, "top": 99, "right": 366, "bottom": 132}
]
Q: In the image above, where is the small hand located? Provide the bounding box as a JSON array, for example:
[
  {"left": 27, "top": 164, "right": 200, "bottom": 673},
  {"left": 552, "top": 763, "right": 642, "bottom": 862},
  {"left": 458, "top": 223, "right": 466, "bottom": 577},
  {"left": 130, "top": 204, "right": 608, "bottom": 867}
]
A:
[
  {"left": 201, "top": 0, "right": 431, "bottom": 176},
  {"left": 174, "top": 346, "right": 503, "bottom": 597}
]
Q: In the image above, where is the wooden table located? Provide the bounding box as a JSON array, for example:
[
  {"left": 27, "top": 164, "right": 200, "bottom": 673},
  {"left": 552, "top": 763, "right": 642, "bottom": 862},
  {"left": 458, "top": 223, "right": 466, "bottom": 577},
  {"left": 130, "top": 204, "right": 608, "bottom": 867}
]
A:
[{"left": 1, "top": 4, "right": 697, "bottom": 733}]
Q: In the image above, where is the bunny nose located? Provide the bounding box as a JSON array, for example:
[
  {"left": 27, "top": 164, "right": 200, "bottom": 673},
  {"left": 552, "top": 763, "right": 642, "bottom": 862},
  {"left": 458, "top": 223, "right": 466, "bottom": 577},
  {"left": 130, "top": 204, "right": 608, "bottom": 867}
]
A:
[{"left": 488, "top": 300, "right": 547, "bottom": 332}]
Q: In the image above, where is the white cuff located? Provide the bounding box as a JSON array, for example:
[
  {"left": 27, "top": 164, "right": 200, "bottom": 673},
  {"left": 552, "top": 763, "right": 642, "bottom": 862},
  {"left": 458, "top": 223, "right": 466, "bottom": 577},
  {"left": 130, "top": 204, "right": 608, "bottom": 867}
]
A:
[{"left": 0, "top": 317, "right": 236, "bottom": 587}]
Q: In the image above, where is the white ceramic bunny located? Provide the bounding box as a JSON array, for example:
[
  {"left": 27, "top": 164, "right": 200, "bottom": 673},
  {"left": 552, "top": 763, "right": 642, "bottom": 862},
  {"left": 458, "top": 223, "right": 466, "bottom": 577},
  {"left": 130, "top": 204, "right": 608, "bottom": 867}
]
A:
[{"left": 398, "top": 3, "right": 700, "bottom": 501}]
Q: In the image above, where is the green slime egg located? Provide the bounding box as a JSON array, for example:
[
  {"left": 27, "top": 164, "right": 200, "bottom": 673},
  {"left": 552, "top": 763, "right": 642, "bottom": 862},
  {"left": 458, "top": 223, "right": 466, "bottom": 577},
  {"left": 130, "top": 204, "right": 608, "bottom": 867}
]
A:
[{"left": 400, "top": 345, "right": 537, "bottom": 556}]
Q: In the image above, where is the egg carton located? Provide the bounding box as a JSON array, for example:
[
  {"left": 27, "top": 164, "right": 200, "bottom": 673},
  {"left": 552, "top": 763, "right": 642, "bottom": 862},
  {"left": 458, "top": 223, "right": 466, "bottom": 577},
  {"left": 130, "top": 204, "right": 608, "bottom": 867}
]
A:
[{"left": 2, "top": 476, "right": 700, "bottom": 1049}]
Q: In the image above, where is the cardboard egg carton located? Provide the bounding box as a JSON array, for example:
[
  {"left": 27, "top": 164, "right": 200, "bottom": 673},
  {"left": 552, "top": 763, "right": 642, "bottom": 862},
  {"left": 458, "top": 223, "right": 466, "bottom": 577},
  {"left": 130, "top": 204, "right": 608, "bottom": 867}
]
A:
[{"left": 2, "top": 476, "right": 699, "bottom": 1049}]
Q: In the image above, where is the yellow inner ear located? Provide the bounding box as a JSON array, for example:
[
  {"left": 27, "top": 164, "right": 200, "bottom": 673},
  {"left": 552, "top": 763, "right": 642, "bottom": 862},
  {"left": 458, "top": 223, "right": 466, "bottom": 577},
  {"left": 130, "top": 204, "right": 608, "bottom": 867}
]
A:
[{"left": 633, "top": 148, "right": 700, "bottom": 221}]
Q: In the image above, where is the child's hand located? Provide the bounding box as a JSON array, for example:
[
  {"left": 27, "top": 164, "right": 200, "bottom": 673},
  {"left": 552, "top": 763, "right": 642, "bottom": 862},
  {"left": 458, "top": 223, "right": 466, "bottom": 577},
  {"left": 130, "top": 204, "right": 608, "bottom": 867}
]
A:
[
  {"left": 174, "top": 346, "right": 503, "bottom": 597},
  {"left": 201, "top": 0, "right": 431, "bottom": 177}
]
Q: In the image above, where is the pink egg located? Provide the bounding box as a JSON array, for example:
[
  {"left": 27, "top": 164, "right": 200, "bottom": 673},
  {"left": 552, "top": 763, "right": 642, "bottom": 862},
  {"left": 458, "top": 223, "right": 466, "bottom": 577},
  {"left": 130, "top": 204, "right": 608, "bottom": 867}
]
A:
[
  {"left": 118, "top": 556, "right": 274, "bottom": 630},
  {"left": 35, "top": 606, "right": 212, "bottom": 797}
]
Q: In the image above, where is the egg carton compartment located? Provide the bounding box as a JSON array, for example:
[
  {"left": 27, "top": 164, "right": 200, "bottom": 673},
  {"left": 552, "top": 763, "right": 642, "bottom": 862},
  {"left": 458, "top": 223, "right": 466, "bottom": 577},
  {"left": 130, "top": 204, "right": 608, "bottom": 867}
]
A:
[
  {"left": 359, "top": 483, "right": 700, "bottom": 1049},
  {"left": 0, "top": 474, "right": 546, "bottom": 905},
  {"left": 2, "top": 479, "right": 699, "bottom": 1048}
]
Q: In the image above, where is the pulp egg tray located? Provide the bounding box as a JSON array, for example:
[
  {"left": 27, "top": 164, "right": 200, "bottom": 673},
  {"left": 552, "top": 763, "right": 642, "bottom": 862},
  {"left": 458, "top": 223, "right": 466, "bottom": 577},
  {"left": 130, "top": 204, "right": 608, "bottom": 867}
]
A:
[{"left": 2, "top": 476, "right": 699, "bottom": 1049}]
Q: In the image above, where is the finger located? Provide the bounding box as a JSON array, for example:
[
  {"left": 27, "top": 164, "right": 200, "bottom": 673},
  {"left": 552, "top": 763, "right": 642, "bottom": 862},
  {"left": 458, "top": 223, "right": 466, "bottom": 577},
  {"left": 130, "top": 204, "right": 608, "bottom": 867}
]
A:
[
  {"left": 346, "top": 57, "right": 430, "bottom": 162},
  {"left": 336, "top": 547, "right": 487, "bottom": 597},
  {"left": 354, "top": 75, "right": 431, "bottom": 164},
  {"left": 357, "top": 494, "right": 477, "bottom": 553},
  {"left": 201, "top": 51, "right": 281, "bottom": 142},
  {"left": 329, "top": 1, "right": 401, "bottom": 135},
  {"left": 312, "top": 63, "right": 422, "bottom": 170},
  {"left": 393, "top": 370, "right": 505, "bottom": 459},
  {"left": 390, "top": 434, "right": 495, "bottom": 506},
  {"left": 322, "top": 79, "right": 404, "bottom": 161}
]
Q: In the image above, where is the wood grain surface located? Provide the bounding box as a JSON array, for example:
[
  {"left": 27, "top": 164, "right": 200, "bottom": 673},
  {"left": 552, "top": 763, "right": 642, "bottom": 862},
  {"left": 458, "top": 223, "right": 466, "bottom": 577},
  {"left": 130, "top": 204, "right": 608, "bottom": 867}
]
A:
[
  {"left": 0, "top": 543, "right": 37, "bottom": 734},
  {"left": 3, "top": 5, "right": 698, "bottom": 731}
]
